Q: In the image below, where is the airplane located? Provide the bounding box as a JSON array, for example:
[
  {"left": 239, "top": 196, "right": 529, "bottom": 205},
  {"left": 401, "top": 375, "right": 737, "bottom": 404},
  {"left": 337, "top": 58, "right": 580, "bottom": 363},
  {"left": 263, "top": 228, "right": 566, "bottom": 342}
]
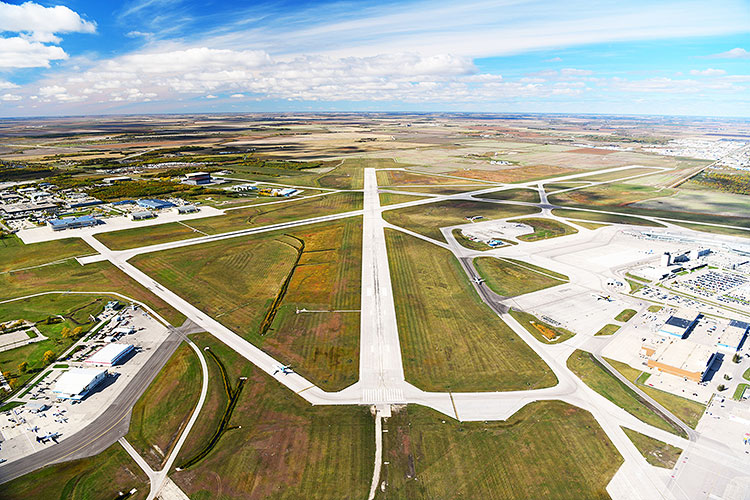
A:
[
  {"left": 596, "top": 294, "right": 614, "bottom": 302},
  {"left": 273, "top": 364, "right": 294, "bottom": 375},
  {"left": 37, "top": 432, "right": 61, "bottom": 443},
  {"left": 27, "top": 426, "right": 39, "bottom": 433},
  {"left": 472, "top": 276, "right": 485, "bottom": 284}
]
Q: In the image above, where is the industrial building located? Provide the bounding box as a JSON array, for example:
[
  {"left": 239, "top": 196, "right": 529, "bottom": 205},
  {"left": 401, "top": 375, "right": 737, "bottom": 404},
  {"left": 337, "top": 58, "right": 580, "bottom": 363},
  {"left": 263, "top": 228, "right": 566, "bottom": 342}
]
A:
[
  {"left": 130, "top": 210, "right": 154, "bottom": 221},
  {"left": 644, "top": 340, "right": 718, "bottom": 382},
  {"left": 47, "top": 215, "right": 99, "bottom": 231},
  {"left": 84, "top": 343, "right": 134, "bottom": 366},
  {"left": 183, "top": 172, "right": 212, "bottom": 185},
  {"left": 715, "top": 319, "right": 750, "bottom": 352},
  {"left": 52, "top": 368, "right": 107, "bottom": 400},
  {"left": 657, "top": 312, "right": 701, "bottom": 338},
  {"left": 174, "top": 204, "right": 198, "bottom": 214},
  {"left": 1, "top": 201, "right": 58, "bottom": 218},
  {"left": 136, "top": 199, "right": 175, "bottom": 210}
]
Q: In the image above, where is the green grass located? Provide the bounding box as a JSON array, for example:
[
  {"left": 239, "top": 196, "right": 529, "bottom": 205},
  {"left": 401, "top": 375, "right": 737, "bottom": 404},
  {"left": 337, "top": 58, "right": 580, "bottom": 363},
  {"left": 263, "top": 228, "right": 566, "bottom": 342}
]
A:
[
  {"left": 172, "top": 332, "right": 374, "bottom": 500},
  {"left": 379, "top": 191, "right": 429, "bottom": 206},
  {"left": 606, "top": 358, "right": 706, "bottom": 429},
  {"left": 567, "top": 350, "right": 686, "bottom": 437},
  {"left": 648, "top": 305, "right": 663, "bottom": 313},
  {"left": 615, "top": 309, "right": 637, "bottom": 322},
  {"left": 386, "top": 229, "right": 556, "bottom": 392},
  {"left": 503, "top": 258, "right": 569, "bottom": 280},
  {"left": 509, "top": 309, "right": 575, "bottom": 343},
  {"left": 509, "top": 217, "right": 578, "bottom": 242},
  {"left": 95, "top": 222, "right": 200, "bottom": 250},
  {"left": 383, "top": 199, "right": 540, "bottom": 243},
  {"left": 744, "top": 368, "right": 750, "bottom": 381},
  {"left": 474, "top": 257, "right": 566, "bottom": 297},
  {"left": 622, "top": 427, "right": 682, "bottom": 469},
  {"left": 0, "top": 235, "right": 95, "bottom": 273},
  {"left": 452, "top": 229, "right": 496, "bottom": 251},
  {"left": 0, "top": 442, "right": 149, "bottom": 500},
  {"left": 0, "top": 400, "right": 24, "bottom": 412},
  {"left": 733, "top": 383, "right": 750, "bottom": 400},
  {"left": 131, "top": 218, "right": 361, "bottom": 391},
  {"left": 626, "top": 279, "right": 645, "bottom": 293},
  {"left": 566, "top": 220, "right": 609, "bottom": 230},
  {"left": 550, "top": 208, "right": 663, "bottom": 227},
  {"left": 126, "top": 342, "right": 201, "bottom": 470},
  {"left": 475, "top": 187, "right": 541, "bottom": 203},
  {"left": 595, "top": 324, "right": 621, "bottom": 336},
  {"left": 664, "top": 221, "right": 750, "bottom": 239},
  {"left": 377, "top": 401, "right": 623, "bottom": 500}
]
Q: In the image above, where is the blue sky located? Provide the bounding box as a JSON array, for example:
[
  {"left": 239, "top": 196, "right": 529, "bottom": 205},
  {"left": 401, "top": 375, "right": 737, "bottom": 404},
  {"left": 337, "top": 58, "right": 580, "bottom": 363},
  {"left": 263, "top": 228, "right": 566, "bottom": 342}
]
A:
[{"left": 0, "top": 0, "right": 749, "bottom": 117}]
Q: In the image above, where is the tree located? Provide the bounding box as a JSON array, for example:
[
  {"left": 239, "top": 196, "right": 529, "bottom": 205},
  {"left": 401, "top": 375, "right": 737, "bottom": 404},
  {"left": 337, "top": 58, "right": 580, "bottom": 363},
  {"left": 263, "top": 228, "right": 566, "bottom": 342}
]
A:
[
  {"left": 733, "top": 353, "right": 741, "bottom": 363},
  {"left": 717, "top": 384, "right": 727, "bottom": 392},
  {"left": 71, "top": 326, "right": 83, "bottom": 338},
  {"left": 43, "top": 350, "right": 56, "bottom": 365},
  {"left": 60, "top": 327, "right": 70, "bottom": 338},
  {"left": 18, "top": 361, "right": 28, "bottom": 373}
]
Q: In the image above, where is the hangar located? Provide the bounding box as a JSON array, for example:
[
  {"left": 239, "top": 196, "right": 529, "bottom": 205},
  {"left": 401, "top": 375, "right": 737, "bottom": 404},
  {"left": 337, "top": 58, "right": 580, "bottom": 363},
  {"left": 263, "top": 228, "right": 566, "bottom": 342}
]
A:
[
  {"left": 84, "top": 343, "right": 134, "bottom": 367},
  {"left": 53, "top": 368, "right": 108, "bottom": 400}
]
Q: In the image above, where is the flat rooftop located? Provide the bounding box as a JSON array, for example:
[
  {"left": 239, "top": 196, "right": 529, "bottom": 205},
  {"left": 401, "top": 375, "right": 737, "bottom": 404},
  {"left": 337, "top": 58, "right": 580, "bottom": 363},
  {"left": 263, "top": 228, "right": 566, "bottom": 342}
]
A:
[{"left": 650, "top": 339, "right": 715, "bottom": 374}]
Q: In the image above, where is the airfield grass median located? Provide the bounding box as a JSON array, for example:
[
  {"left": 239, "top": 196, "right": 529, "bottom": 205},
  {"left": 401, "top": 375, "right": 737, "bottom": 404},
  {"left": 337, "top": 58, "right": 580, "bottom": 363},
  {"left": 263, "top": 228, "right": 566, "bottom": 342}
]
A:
[
  {"left": 0, "top": 235, "right": 95, "bottom": 273},
  {"left": 503, "top": 258, "right": 569, "bottom": 280},
  {"left": 595, "top": 324, "right": 621, "bottom": 336},
  {"left": 0, "top": 259, "right": 185, "bottom": 326},
  {"left": 1, "top": 442, "right": 149, "bottom": 500},
  {"left": 377, "top": 169, "right": 486, "bottom": 187},
  {"left": 377, "top": 401, "right": 622, "bottom": 500},
  {"left": 172, "top": 333, "right": 374, "bottom": 500},
  {"left": 606, "top": 358, "right": 705, "bottom": 429},
  {"left": 509, "top": 217, "right": 578, "bottom": 242},
  {"left": 383, "top": 199, "right": 539, "bottom": 243},
  {"left": 476, "top": 187, "right": 541, "bottom": 203},
  {"left": 567, "top": 220, "right": 610, "bottom": 230},
  {"left": 386, "top": 230, "right": 556, "bottom": 392},
  {"left": 388, "top": 185, "right": 486, "bottom": 195},
  {"left": 132, "top": 218, "right": 362, "bottom": 391},
  {"left": 550, "top": 208, "right": 663, "bottom": 227},
  {"left": 509, "top": 309, "right": 576, "bottom": 344},
  {"left": 126, "top": 342, "right": 202, "bottom": 470},
  {"left": 567, "top": 350, "right": 687, "bottom": 437},
  {"left": 622, "top": 427, "right": 682, "bottom": 469},
  {"left": 473, "top": 257, "right": 566, "bottom": 297},
  {"left": 615, "top": 309, "right": 637, "bottom": 322},
  {"left": 379, "top": 191, "right": 429, "bottom": 206},
  {"left": 452, "top": 229, "right": 496, "bottom": 251},
  {"left": 94, "top": 222, "right": 201, "bottom": 251}
]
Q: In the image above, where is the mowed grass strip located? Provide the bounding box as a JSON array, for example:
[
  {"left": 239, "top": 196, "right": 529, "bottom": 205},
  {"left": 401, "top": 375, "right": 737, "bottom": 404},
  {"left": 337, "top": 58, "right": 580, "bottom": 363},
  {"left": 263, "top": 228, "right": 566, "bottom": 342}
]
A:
[
  {"left": 0, "top": 259, "right": 185, "bottom": 326},
  {"left": 379, "top": 191, "right": 430, "bottom": 206},
  {"left": 502, "top": 258, "right": 569, "bottom": 280},
  {"left": 126, "top": 342, "right": 201, "bottom": 470},
  {"left": 475, "top": 187, "right": 541, "bottom": 203},
  {"left": 386, "top": 229, "right": 556, "bottom": 392},
  {"left": 173, "top": 332, "right": 374, "bottom": 500},
  {"left": 1, "top": 442, "right": 149, "bottom": 500},
  {"left": 606, "top": 358, "right": 706, "bottom": 429},
  {"left": 615, "top": 309, "right": 637, "bottom": 322},
  {"left": 595, "top": 324, "right": 621, "bottom": 336},
  {"left": 94, "top": 222, "right": 201, "bottom": 251},
  {"left": 376, "top": 169, "right": 486, "bottom": 186},
  {"left": 550, "top": 208, "right": 663, "bottom": 227},
  {"left": 510, "top": 309, "right": 575, "bottom": 344},
  {"left": 383, "top": 199, "right": 539, "bottom": 243},
  {"left": 377, "top": 402, "right": 623, "bottom": 500},
  {"left": 510, "top": 217, "right": 578, "bottom": 242},
  {"left": 131, "top": 218, "right": 361, "bottom": 390},
  {"left": 0, "top": 235, "right": 95, "bottom": 272},
  {"left": 452, "top": 229, "right": 495, "bottom": 251},
  {"left": 473, "top": 257, "right": 565, "bottom": 297},
  {"left": 567, "top": 350, "right": 687, "bottom": 437},
  {"left": 622, "top": 427, "right": 682, "bottom": 469}
]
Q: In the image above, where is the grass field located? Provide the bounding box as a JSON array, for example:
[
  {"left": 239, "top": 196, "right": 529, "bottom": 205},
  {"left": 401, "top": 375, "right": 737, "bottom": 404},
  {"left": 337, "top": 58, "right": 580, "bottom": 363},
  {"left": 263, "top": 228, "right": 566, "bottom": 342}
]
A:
[
  {"left": 622, "top": 427, "right": 682, "bottom": 469},
  {"left": 0, "top": 235, "right": 94, "bottom": 272},
  {"left": 666, "top": 221, "right": 750, "bottom": 239},
  {"left": 567, "top": 350, "right": 686, "bottom": 437},
  {"left": 0, "top": 259, "right": 185, "bottom": 326},
  {"left": 383, "top": 199, "right": 539, "bottom": 243},
  {"left": 473, "top": 257, "right": 566, "bottom": 297},
  {"left": 452, "top": 229, "right": 495, "bottom": 251},
  {"left": 615, "top": 309, "right": 637, "bottom": 322},
  {"left": 550, "top": 208, "right": 663, "bottom": 227},
  {"left": 1, "top": 442, "right": 148, "bottom": 500},
  {"left": 510, "top": 217, "right": 578, "bottom": 242},
  {"left": 386, "top": 230, "right": 556, "bottom": 391},
  {"left": 0, "top": 294, "right": 109, "bottom": 400},
  {"left": 648, "top": 305, "right": 663, "bottom": 313},
  {"left": 447, "top": 165, "right": 576, "bottom": 183},
  {"left": 503, "top": 258, "right": 569, "bottom": 280},
  {"left": 595, "top": 324, "right": 621, "bottom": 336},
  {"left": 476, "top": 187, "right": 541, "bottom": 203},
  {"left": 377, "top": 169, "right": 486, "bottom": 186},
  {"left": 733, "top": 383, "right": 749, "bottom": 400},
  {"left": 576, "top": 167, "right": 663, "bottom": 182},
  {"left": 567, "top": 220, "right": 609, "bottom": 230},
  {"left": 377, "top": 401, "right": 622, "bottom": 500},
  {"left": 379, "top": 191, "right": 429, "bottom": 206},
  {"left": 126, "top": 342, "right": 201, "bottom": 470},
  {"left": 172, "top": 332, "right": 374, "bottom": 500},
  {"left": 605, "top": 358, "right": 706, "bottom": 430},
  {"left": 388, "top": 185, "right": 487, "bottom": 195},
  {"left": 132, "top": 218, "right": 361, "bottom": 390},
  {"left": 510, "top": 309, "right": 576, "bottom": 343},
  {"left": 95, "top": 191, "right": 363, "bottom": 250},
  {"left": 547, "top": 182, "right": 671, "bottom": 207}
]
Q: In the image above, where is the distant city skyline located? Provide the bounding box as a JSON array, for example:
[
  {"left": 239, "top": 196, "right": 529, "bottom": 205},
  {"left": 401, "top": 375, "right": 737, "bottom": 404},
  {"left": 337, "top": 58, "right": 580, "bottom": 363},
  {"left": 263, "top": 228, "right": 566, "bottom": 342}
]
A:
[{"left": 1, "top": 0, "right": 749, "bottom": 118}]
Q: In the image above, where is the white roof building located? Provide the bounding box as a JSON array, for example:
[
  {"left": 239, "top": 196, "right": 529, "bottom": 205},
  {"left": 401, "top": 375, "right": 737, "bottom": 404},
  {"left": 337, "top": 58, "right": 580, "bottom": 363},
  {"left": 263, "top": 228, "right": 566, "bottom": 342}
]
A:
[
  {"left": 53, "top": 368, "right": 107, "bottom": 400},
  {"left": 85, "top": 343, "right": 134, "bottom": 366},
  {"left": 716, "top": 320, "right": 750, "bottom": 352}
]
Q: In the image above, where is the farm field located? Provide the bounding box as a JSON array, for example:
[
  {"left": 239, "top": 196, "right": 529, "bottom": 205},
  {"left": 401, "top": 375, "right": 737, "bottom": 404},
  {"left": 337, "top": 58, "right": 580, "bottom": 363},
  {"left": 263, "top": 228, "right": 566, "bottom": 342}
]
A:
[
  {"left": 383, "top": 199, "right": 539, "bottom": 243},
  {"left": 510, "top": 217, "right": 578, "bottom": 241},
  {"left": 567, "top": 350, "right": 686, "bottom": 437},
  {"left": 509, "top": 309, "right": 576, "bottom": 344},
  {"left": 126, "top": 342, "right": 202, "bottom": 470},
  {"left": 576, "top": 167, "right": 664, "bottom": 182},
  {"left": 377, "top": 401, "right": 623, "bottom": 500},
  {"left": 473, "top": 257, "right": 566, "bottom": 297},
  {"left": 0, "top": 235, "right": 94, "bottom": 272},
  {"left": 386, "top": 230, "right": 557, "bottom": 392},
  {"left": 172, "top": 333, "right": 374, "bottom": 500},
  {"left": 131, "top": 218, "right": 362, "bottom": 390},
  {"left": 0, "top": 259, "right": 185, "bottom": 326},
  {"left": 622, "top": 427, "right": 682, "bottom": 469},
  {"left": 1, "top": 443, "right": 148, "bottom": 500},
  {"left": 475, "top": 187, "right": 541, "bottom": 203}
]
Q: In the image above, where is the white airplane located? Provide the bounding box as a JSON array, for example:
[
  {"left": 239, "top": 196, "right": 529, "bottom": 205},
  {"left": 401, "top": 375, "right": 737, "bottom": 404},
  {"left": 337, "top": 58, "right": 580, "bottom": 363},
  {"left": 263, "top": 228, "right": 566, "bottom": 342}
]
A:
[
  {"left": 27, "top": 426, "right": 39, "bottom": 433},
  {"left": 472, "top": 276, "right": 485, "bottom": 284},
  {"left": 596, "top": 294, "right": 614, "bottom": 302},
  {"left": 273, "top": 364, "right": 294, "bottom": 375},
  {"left": 37, "top": 432, "right": 60, "bottom": 443}
]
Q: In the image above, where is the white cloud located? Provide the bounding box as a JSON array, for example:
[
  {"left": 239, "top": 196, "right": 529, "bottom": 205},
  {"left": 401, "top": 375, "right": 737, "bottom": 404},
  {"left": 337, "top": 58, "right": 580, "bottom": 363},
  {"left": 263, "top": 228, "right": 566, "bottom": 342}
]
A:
[
  {"left": 610, "top": 76, "right": 744, "bottom": 94},
  {"left": 710, "top": 47, "right": 750, "bottom": 59},
  {"left": 205, "top": 94, "right": 218, "bottom": 99},
  {"left": 0, "top": 37, "right": 67, "bottom": 68},
  {"left": 544, "top": 57, "right": 563, "bottom": 62},
  {"left": 230, "top": 93, "right": 245, "bottom": 98},
  {"left": 690, "top": 68, "right": 726, "bottom": 76},
  {"left": 0, "top": 80, "right": 18, "bottom": 90},
  {"left": 1, "top": 93, "right": 21, "bottom": 101},
  {"left": 0, "top": 1, "right": 95, "bottom": 43}
]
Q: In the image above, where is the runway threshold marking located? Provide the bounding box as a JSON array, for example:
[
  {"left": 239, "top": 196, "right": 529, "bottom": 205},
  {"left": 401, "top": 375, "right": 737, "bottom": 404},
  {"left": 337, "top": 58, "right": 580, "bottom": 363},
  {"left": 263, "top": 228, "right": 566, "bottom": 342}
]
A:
[
  {"left": 449, "top": 393, "right": 460, "bottom": 421},
  {"left": 296, "top": 384, "right": 316, "bottom": 394}
]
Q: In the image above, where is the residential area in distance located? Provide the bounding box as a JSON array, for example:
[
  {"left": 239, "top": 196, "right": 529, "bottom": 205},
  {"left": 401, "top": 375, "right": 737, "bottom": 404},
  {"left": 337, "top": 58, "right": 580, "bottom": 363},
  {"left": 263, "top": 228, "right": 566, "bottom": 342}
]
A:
[{"left": 0, "top": 112, "right": 748, "bottom": 499}]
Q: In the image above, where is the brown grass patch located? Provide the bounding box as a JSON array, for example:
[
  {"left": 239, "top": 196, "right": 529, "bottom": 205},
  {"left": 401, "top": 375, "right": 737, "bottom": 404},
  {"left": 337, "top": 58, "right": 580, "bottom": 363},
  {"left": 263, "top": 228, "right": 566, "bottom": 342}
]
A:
[
  {"left": 566, "top": 148, "right": 614, "bottom": 155},
  {"left": 447, "top": 165, "right": 576, "bottom": 183}
]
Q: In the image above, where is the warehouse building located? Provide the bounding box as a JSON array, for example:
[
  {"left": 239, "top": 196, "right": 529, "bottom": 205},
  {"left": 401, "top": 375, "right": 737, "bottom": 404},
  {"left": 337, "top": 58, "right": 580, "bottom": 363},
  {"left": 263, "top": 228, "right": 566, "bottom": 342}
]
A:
[
  {"left": 715, "top": 319, "right": 750, "bottom": 352},
  {"left": 136, "top": 199, "right": 175, "bottom": 210},
  {"left": 657, "top": 312, "right": 701, "bottom": 339},
  {"left": 645, "top": 340, "right": 719, "bottom": 382},
  {"left": 174, "top": 204, "right": 198, "bottom": 214},
  {"left": 53, "top": 368, "right": 107, "bottom": 400},
  {"left": 183, "top": 172, "right": 212, "bottom": 185},
  {"left": 85, "top": 343, "right": 134, "bottom": 367},
  {"left": 47, "top": 215, "right": 99, "bottom": 231},
  {"left": 130, "top": 210, "right": 154, "bottom": 221}
]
